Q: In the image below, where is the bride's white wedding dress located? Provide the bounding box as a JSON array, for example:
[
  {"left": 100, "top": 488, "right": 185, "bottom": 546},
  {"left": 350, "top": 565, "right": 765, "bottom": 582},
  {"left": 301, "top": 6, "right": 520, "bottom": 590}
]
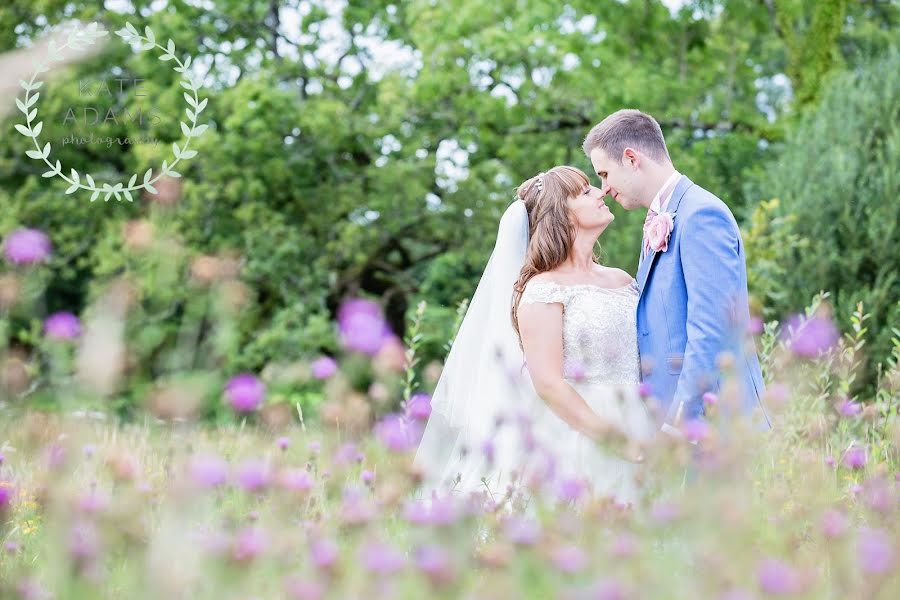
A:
[
  {"left": 515, "top": 278, "right": 656, "bottom": 505},
  {"left": 413, "top": 200, "right": 656, "bottom": 508}
]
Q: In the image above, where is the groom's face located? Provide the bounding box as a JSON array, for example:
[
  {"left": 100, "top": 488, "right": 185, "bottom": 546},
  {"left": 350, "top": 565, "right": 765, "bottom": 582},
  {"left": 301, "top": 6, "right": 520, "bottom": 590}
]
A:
[{"left": 589, "top": 147, "right": 642, "bottom": 210}]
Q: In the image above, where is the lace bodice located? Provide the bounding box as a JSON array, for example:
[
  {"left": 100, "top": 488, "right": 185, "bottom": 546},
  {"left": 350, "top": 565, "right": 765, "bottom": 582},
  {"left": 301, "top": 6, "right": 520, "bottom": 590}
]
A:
[{"left": 519, "top": 280, "right": 641, "bottom": 385}]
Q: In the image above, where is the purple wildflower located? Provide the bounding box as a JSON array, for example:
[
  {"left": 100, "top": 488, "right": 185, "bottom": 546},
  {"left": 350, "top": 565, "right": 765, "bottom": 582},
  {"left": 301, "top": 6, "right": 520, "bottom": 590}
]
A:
[
  {"left": 375, "top": 413, "right": 421, "bottom": 452},
  {"left": 837, "top": 399, "right": 862, "bottom": 417},
  {"left": 232, "top": 527, "right": 268, "bottom": 563},
  {"left": 820, "top": 509, "right": 848, "bottom": 539},
  {"left": 279, "top": 468, "right": 314, "bottom": 493},
  {"left": 782, "top": 314, "right": 840, "bottom": 358},
  {"left": 415, "top": 544, "right": 455, "bottom": 585},
  {"left": 43, "top": 311, "right": 81, "bottom": 340},
  {"left": 225, "top": 373, "right": 265, "bottom": 413},
  {"left": 843, "top": 445, "right": 867, "bottom": 470},
  {"left": 360, "top": 540, "right": 405, "bottom": 575},
  {"left": 757, "top": 558, "right": 801, "bottom": 595},
  {"left": 189, "top": 453, "right": 229, "bottom": 488},
  {"left": 406, "top": 393, "right": 432, "bottom": 421},
  {"left": 551, "top": 545, "right": 588, "bottom": 573},
  {"left": 504, "top": 517, "right": 540, "bottom": 545},
  {"left": 3, "top": 228, "right": 52, "bottom": 265},
  {"left": 310, "top": 538, "right": 339, "bottom": 571},
  {"left": 310, "top": 356, "right": 338, "bottom": 380},
  {"left": 857, "top": 528, "right": 894, "bottom": 574},
  {"left": 235, "top": 459, "right": 272, "bottom": 492},
  {"left": 557, "top": 477, "right": 587, "bottom": 503},
  {"left": 337, "top": 298, "right": 392, "bottom": 355},
  {"left": 681, "top": 418, "right": 710, "bottom": 443}
]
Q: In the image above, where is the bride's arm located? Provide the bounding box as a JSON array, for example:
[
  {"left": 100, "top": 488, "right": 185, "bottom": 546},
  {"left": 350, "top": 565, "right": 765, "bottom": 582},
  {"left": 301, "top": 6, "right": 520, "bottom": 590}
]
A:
[{"left": 517, "top": 301, "right": 625, "bottom": 442}]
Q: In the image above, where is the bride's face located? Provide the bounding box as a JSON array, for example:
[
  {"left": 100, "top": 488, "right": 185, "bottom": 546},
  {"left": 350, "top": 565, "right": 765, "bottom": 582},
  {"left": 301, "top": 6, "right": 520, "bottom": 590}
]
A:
[{"left": 568, "top": 183, "right": 614, "bottom": 231}]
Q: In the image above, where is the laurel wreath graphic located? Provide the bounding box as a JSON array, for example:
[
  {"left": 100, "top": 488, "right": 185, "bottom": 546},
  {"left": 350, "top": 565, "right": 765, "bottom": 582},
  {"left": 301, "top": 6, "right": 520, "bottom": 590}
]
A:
[{"left": 15, "top": 21, "right": 208, "bottom": 202}]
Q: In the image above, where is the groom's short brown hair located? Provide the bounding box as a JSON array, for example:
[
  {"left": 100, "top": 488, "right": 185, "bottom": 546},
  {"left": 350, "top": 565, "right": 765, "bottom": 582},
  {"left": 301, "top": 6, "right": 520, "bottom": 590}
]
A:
[{"left": 582, "top": 109, "right": 671, "bottom": 165}]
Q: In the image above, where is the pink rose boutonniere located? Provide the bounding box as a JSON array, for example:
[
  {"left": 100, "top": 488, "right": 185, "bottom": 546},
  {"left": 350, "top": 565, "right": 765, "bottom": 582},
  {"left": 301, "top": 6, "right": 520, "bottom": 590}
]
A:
[{"left": 645, "top": 211, "right": 676, "bottom": 253}]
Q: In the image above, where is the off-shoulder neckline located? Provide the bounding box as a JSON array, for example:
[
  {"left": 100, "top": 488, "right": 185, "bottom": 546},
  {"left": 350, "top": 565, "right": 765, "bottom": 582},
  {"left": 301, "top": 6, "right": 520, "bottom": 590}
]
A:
[{"left": 526, "top": 279, "right": 637, "bottom": 292}]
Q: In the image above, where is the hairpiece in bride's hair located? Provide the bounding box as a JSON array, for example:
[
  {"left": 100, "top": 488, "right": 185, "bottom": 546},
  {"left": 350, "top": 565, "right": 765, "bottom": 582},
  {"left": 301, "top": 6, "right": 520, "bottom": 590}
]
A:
[{"left": 535, "top": 172, "right": 545, "bottom": 193}]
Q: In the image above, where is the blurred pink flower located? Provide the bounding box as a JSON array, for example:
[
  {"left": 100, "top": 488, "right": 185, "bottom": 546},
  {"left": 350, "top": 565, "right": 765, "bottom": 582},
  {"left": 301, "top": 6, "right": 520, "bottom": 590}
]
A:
[
  {"left": 310, "top": 538, "right": 339, "bottom": 571},
  {"left": 843, "top": 445, "right": 867, "bottom": 470},
  {"left": 68, "top": 521, "right": 101, "bottom": 567},
  {"left": 861, "top": 476, "right": 892, "bottom": 514},
  {"left": 588, "top": 578, "right": 628, "bottom": 600},
  {"left": 650, "top": 501, "right": 681, "bottom": 524},
  {"left": 225, "top": 373, "right": 266, "bottom": 413},
  {"left": 360, "top": 469, "right": 374, "bottom": 484},
  {"left": 837, "top": 398, "right": 861, "bottom": 417},
  {"left": 189, "top": 453, "right": 229, "bottom": 488},
  {"left": 748, "top": 316, "right": 764, "bottom": 335},
  {"left": 360, "top": 539, "right": 405, "bottom": 575},
  {"left": 551, "top": 545, "right": 588, "bottom": 573},
  {"left": 235, "top": 459, "right": 272, "bottom": 492},
  {"left": 43, "top": 311, "right": 81, "bottom": 340},
  {"left": 782, "top": 314, "right": 840, "bottom": 358},
  {"left": 278, "top": 468, "right": 314, "bottom": 493},
  {"left": 702, "top": 392, "right": 719, "bottom": 407},
  {"left": 857, "top": 528, "right": 894, "bottom": 574},
  {"left": 406, "top": 393, "right": 432, "bottom": 421},
  {"left": 277, "top": 436, "right": 290, "bottom": 451},
  {"left": 824, "top": 455, "right": 836, "bottom": 468},
  {"left": 0, "top": 482, "right": 15, "bottom": 514},
  {"left": 503, "top": 517, "right": 540, "bottom": 545},
  {"left": 415, "top": 544, "right": 455, "bottom": 585},
  {"left": 310, "top": 356, "right": 338, "bottom": 380},
  {"left": 557, "top": 477, "right": 587, "bottom": 503},
  {"left": 564, "top": 359, "right": 586, "bottom": 381},
  {"left": 609, "top": 533, "right": 639, "bottom": 558},
  {"left": 681, "top": 418, "right": 710, "bottom": 442},
  {"left": 819, "top": 509, "right": 848, "bottom": 539},
  {"left": 638, "top": 382, "right": 653, "bottom": 398},
  {"left": 757, "top": 558, "right": 802, "bottom": 595},
  {"left": 232, "top": 527, "right": 268, "bottom": 564},
  {"left": 337, "top": 298, "right": 393, "bottom": 355},
  {"left": 374, "top": 413, "right": 422, "bottom": 452},
  {"left": 3, "top": 228, "right": 52, "bottom": 265},
  {"left": 284, "top": 577, "right": 325, "bottom": 600}
]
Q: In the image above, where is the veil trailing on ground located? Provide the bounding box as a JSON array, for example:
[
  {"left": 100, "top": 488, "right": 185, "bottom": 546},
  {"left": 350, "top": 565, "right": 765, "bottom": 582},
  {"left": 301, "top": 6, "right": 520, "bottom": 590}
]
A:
[{"left": 413, "top": 199, "right": 536, "bottom": 496}]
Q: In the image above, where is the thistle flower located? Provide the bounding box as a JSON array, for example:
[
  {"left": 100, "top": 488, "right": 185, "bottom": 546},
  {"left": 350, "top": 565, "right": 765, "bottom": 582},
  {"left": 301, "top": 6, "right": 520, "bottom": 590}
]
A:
[
  {"left": 225, "top": 373, "right": 265, "bottom": 413},
  {"left": 310, "top": 356, "right": 338, "bottom": 380},
  {"left": 337, "top": 298, "right": 392, "bottom": 355},
  {"left": 3, "top": 228, "right": 52, "bottom": 264},
  {"left": 857, "top": 528, "right": 894, "bottom": 575},
  {"left": 43, "top": 311, "right": 81, "bottom": 340},
  {"left": 189, "top": 453, "right": 229, "bottom": 488}
]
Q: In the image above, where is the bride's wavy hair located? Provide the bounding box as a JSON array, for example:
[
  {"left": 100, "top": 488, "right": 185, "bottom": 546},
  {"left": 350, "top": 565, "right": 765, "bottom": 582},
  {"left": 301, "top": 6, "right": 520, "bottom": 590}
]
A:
[{"left": 510, "top": 165, "right": 596, "bottom": 345}]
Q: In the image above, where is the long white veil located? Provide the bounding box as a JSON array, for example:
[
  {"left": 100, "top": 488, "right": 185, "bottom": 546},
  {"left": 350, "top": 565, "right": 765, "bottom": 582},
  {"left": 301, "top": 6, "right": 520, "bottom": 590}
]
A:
[{"left": 413, "top": 199, "right": 535, "bottom": 497}]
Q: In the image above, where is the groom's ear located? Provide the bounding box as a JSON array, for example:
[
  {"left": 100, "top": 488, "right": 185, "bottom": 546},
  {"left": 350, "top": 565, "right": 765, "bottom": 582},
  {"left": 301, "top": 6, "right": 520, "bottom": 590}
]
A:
[{"left": 623, "top": 147, "right": 640, "bottom": 169}]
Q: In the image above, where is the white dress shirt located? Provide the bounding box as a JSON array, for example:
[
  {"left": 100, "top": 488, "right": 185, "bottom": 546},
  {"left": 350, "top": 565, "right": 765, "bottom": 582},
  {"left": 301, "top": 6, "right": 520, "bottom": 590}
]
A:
[{"left": 649, "top": 170, "right": 683, "bottom": 214}]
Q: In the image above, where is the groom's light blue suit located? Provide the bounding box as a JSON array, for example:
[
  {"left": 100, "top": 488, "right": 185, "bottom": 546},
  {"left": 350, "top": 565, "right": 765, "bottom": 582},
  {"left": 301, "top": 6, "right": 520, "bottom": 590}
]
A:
[{"left": 635, "top": 175, "right": 772, "bottom": 433}]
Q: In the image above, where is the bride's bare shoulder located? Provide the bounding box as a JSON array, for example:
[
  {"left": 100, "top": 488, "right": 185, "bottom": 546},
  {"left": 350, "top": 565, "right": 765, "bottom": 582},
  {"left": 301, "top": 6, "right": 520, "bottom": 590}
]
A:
[
  {"left": 526, "top": 272, "right": 560, "bottom": 286},
  {"left": 593, "top": 265, "right": 634, "bottom": 286}
]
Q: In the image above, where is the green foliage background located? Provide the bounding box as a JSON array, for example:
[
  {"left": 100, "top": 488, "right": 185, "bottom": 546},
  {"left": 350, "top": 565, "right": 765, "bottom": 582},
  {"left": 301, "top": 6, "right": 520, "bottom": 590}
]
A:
[{"left": 0, "top": 0, "right": 897, "bottom": 397}]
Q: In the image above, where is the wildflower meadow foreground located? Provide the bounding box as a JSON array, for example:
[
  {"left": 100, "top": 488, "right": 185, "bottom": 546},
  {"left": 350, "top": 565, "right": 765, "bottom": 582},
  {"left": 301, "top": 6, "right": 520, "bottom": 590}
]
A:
[{"left": 0, "top": 227, "right": 897, "bottom": 600}]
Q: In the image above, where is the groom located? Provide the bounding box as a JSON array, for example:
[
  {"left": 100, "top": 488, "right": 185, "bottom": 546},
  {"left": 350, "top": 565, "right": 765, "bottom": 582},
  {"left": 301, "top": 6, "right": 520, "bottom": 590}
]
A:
[{"left": 583, "top": 109, "right": 772, "bottom": 442}]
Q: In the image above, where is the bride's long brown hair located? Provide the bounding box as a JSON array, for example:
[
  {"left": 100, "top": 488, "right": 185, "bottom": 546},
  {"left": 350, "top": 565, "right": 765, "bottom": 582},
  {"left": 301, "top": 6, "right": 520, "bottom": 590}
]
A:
[{"left": 510, "top": 165, "right": 596, "bottom": 345}]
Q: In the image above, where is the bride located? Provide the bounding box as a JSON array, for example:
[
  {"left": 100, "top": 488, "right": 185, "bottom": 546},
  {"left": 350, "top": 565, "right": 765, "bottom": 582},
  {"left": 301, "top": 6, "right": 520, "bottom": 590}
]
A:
[{"left": 413, "top": 165, "right": 655, "bottom": 506}]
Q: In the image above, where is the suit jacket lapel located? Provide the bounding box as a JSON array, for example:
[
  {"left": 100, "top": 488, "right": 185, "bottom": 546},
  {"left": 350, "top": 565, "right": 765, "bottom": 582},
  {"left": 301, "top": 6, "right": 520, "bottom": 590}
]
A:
[{"left": 636, "top": 175, "right": 693, "bottom": 297}]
